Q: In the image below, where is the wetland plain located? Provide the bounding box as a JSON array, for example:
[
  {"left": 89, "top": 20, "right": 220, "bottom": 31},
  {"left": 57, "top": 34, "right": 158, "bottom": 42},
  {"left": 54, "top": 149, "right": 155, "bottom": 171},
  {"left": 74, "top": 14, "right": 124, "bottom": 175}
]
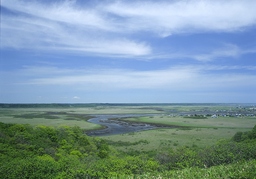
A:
[{"left": 0, "top": 103, "right": 255, "bottom": 151}]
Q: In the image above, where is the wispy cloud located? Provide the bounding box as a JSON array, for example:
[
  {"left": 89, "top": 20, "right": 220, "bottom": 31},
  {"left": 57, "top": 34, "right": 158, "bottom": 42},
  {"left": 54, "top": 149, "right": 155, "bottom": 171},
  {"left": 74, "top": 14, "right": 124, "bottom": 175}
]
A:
[
  {"left": 104, "top": 0, "right": 256, "bottom": 36},
  {"left": 145, "top": 43, "right": 256, "bottom": 62},
  {"left": 2, "top": 0, "right": 256, "bottom": 58},
  {"left": 192, "top": 43, "right": 256, "bottom": 62},
  {"left": 1, "top": 64, "right": 255, "bottom": 103},
  {"left": 191, "top": 44, "right": 241, "bottom": 62},
  {"left": 10, "top": 65, "right": 255, "bottom": 92},
  {"left": 1, "top": 0, "right": 151, "bottom": 56}
]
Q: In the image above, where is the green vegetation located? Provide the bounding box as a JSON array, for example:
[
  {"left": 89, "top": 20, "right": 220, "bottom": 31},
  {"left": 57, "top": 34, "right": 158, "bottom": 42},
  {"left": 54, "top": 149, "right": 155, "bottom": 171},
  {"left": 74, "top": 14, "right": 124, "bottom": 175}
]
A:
[
  {"left": 1, "top": 122, "right": 256, "bottom": 178},
  {"left": 131, "top": 160, "right": 256, "bottom": 179},
  {"left": 121, "top": 115, "right": 256, "bottom": 129},
  {"left": 103, "top": 127, "right": 250, "bottom": 151},
  {"left": 0, "top": 104, "right": 256, "bottom": 178},
  {"left": 0, "top": 122, "right": 158, "bottom": 178},
  {"left": 103, "top": 115, "right": 255, "bottom": 151},
  {"left": 0, "top": 109, "right": 100, "bottom": 130}
]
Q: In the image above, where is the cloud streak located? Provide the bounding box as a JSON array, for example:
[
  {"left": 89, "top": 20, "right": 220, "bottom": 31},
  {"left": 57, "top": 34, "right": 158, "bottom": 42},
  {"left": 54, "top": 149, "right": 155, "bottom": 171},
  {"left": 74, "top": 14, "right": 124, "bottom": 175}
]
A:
[
  {"left": 2, "top": 0, "right": 256, "bottom": 58},
  {"left": 1, "top": 64, "right": 256, "bottom": 103},
  {"left": 191, "top": 44, "right": 242, "bottom": 62},
  {"left": 104, "top": 0, "right": 256, "bottom": 35},
  {"left": 10, "top": 65, "right": 255, "bottom": 93},
  {"left": 1, "top": 0, "right": 151, "bottom": 56}
]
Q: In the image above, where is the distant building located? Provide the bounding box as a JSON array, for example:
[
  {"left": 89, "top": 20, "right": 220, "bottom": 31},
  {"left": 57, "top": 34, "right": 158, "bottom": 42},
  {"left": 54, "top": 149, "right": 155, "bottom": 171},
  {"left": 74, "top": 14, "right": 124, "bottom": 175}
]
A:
[{"left": 211, "top": 114, "right": 217, "bottom": 118}]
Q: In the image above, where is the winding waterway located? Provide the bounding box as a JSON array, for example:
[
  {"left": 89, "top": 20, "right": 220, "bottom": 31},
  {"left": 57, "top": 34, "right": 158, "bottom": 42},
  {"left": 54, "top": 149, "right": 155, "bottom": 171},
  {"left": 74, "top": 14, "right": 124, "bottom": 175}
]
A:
[{"left": 86, "top": 114, "right": 158, "bottom": 136}]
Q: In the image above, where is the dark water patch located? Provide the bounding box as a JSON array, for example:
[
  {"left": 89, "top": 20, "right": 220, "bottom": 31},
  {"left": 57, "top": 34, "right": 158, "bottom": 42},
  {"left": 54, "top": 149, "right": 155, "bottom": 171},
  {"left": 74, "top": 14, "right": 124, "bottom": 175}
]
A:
[
  {"left": 85, "top": 114, "right": 159, "bottom": 136},
  {"left": 105, "top": 139, "right": 149, "bottom": 147}
]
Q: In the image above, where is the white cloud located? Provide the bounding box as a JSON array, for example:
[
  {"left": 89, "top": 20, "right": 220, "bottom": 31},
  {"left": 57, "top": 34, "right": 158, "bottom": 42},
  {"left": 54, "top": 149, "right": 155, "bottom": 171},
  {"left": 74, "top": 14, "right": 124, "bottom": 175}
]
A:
[
  {"left": 192, "top": 44, "right": 241, "bottom": 62},
  {"left": 2, "top": 0, "right": 256, "bottom": 58},
  {"left": 104, "top": 0, "right": 256, "bottom": 35},
  {"left": 148, "top": 43, "right": 256, "bottom": 62},
  {"left": 73, "top": 96, "right": 80, "bottom": 99},
  {"left": 1, "top": 0, "right": 151, "bottom": 56},
  {"left": 22, "top": 67, "right": 196, "bottom": 89},
  {"left": 1, "top": 0, "right": 113, "bottom": 31}
]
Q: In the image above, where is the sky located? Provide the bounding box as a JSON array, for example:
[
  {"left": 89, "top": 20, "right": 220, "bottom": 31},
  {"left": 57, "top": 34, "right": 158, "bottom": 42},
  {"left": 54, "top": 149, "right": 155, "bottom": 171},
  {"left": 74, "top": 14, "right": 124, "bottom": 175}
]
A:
[{"left": 1, "top": 0, "right": 256, "bottom": 103}]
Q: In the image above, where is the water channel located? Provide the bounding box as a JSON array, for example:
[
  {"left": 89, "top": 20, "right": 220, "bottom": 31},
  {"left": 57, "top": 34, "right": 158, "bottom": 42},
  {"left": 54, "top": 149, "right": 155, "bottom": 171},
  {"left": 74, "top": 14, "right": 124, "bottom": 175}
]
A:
[{"left": 86, "top": 114, "right": 158, "bottom": 136}]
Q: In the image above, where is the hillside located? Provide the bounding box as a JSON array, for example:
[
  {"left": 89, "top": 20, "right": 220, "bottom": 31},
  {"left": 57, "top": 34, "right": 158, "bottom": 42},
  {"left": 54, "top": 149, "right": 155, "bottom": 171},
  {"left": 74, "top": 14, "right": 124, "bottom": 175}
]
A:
[{"left": 1, "top": 122, "right": 256, "bottom": 178}]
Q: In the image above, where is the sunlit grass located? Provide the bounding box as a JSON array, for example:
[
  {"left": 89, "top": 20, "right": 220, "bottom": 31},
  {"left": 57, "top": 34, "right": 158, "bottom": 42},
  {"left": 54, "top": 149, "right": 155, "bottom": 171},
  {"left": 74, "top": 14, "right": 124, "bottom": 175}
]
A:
[
  {"left": 102, "top": 127, "right": 251, "bottom": 151},
  {"left": 123, "top": 115, "right": 256, "bottom": 129}
]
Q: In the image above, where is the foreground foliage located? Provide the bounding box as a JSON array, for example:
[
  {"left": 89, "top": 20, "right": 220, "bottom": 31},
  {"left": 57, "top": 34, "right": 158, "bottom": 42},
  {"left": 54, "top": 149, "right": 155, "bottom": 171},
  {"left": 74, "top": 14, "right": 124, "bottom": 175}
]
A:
[
  {"left": 124, "top": 160, "right": 256, "bottom": 179},
  {"left": 0, "top": 122, "right": 256, "bottom": 178}
]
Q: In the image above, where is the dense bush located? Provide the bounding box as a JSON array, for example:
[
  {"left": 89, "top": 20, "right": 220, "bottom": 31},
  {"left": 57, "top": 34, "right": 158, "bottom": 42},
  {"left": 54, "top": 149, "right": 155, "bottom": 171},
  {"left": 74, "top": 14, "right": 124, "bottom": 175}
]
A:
[
  {"left": 233, "top": 125, "right": 256, "bottom": 142},
  {"left": 0, "top": 122, "right": 256, "bottom": 178},
  {"left": 0, "top": 122, "right": 158, "bottom": 178}
]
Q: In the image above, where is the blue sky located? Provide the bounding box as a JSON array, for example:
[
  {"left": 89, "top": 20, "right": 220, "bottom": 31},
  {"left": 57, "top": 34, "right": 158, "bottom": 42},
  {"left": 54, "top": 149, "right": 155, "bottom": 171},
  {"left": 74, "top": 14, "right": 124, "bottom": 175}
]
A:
[{"left": 1, "top": 0, "right": 256, "bottom": 103}]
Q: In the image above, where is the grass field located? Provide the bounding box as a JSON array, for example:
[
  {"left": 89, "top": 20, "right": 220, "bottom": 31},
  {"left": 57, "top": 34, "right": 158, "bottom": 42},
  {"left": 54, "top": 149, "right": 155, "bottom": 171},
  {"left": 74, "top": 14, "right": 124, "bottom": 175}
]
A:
[
  {"left": 102, "top": 115, "right": 256, "bottom": 151},
  {"left": 102, "top": 127, "right": 251, "bottom": 151},
  {"left": 0, "top": 108, "right": 101, "bottom": 130},
  {"left": 121, "top": 115, "right": 256, "bottom": 129},
  {"left": 0, "top": 105, "right": 161, "bottom": 129}
]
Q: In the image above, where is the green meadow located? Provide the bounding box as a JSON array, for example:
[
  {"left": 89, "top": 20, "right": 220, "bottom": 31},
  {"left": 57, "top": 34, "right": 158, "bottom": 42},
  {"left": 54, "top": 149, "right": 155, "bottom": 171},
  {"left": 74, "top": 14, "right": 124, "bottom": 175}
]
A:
[
  {"left": 103, "top": 127, "right": 249, "bottom": 151},
  {"left": 0, "top": 105, "right": 161, "bottom": 131},
  {"left": 119, "top": 115, "right": 256, "bottom": 128},
  {"left": 102, "top": 117, "right": 255, "bottom": 151},
  {"left": 0, "top": 108, "right": 100, "bottom": 130}
]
